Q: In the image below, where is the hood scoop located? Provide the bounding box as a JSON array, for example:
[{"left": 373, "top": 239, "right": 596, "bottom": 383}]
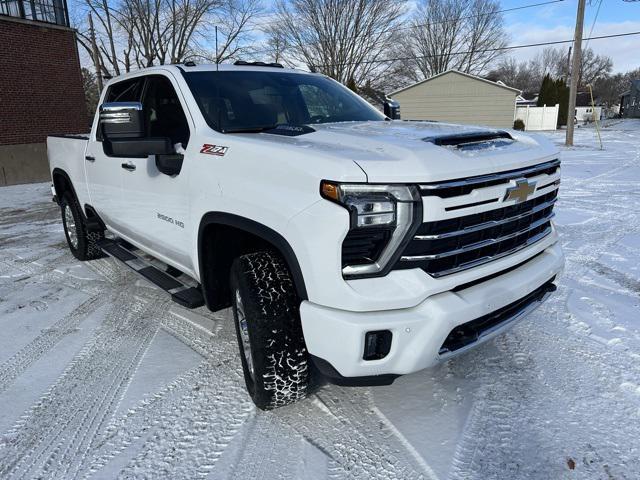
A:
[{"left": 423, "top": 130, "right": 514, "bottom": 151}]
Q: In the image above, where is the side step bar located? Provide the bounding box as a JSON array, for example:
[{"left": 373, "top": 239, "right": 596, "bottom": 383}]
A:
[{"left": 97, "top": 238, "right": 205, "bottom": 309}]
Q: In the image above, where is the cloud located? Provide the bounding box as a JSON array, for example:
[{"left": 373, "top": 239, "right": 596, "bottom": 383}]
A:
[{"left": 504, "top": 21, "right": 640, "bottom": 73}]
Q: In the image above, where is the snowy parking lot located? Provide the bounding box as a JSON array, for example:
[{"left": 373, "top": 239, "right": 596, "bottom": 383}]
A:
[{"left": 1, "top": 120, "right": 639, "bottom": 480}]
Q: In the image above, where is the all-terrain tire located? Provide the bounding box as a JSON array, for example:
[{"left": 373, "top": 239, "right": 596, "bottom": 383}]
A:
[
  {"left": 230, "top": 251, "right": 309, "bottom": 409},
  {"left": 60, "top": 192, "right": 104, "bottom": 261}
]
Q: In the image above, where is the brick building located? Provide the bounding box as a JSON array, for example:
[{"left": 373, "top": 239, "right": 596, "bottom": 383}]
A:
[{"left": 1, "top": 0, "right": 88, "bottom": 186}]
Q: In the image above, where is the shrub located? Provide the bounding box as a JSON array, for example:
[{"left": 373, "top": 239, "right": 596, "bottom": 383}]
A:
[{"left": 513, "top": 119, "right": 525, "bottom": 131}]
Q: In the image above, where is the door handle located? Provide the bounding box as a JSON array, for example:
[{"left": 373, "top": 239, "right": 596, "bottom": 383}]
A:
[
  {"left": 121, "top": 162, "right": 136, "bottom": 171},
  {"left": 85, "top": 155, "right": 95, "bottom": 162}
]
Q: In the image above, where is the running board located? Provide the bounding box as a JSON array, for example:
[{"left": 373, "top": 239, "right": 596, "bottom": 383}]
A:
[{"left": 97, "top": 238, "right": 205, "bottom": 309}]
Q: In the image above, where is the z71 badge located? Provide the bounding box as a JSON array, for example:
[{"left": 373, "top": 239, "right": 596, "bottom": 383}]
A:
[{"left": 200, "top": 144, "right": 229, "bottom": 156}]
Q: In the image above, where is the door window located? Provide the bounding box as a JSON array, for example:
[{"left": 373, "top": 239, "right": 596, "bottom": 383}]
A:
[
  {"left": 105, "top": 78, "right": 144, "bottom": 103},
  {"left": 142, "top": 76, "right": 190, "bottom": 148}
]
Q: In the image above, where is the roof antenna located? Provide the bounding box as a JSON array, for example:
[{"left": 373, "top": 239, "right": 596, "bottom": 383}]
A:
[{"left": 215, "top": 26, "right": 219, "bottom": 71}]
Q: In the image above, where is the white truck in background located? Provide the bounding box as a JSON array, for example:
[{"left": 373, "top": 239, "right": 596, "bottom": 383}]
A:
[{"left": 47, "top": 61, "right": 563, "bottom": 409}]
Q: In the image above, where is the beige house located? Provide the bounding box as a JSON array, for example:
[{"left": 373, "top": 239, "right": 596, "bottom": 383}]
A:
[{"left": 389, "top": 70, "right": 521, "bottom": 128}]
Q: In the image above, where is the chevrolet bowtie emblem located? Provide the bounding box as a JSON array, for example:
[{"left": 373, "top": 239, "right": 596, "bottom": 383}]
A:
[{"left": 504, "top": 179, "right": 536, "bottom": 203}]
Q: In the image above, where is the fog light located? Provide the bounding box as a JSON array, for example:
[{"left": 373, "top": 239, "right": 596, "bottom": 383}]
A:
[{"left": 363, "top": 330, "right": 392, "bottom": 360}]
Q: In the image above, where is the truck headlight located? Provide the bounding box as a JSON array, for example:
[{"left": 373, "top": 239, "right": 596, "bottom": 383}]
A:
[{"left": 321, "top": 181, "right": 422, "bottom": 278}]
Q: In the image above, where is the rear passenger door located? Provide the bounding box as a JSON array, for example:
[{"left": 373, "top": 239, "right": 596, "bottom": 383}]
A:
[{"left": 116, "top": 74, "right": 194, "bottom": 272}]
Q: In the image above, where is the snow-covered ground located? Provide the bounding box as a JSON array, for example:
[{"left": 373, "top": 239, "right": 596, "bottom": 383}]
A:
[{"left": 1, "top": 120, "right": 639, "bottom": 480}]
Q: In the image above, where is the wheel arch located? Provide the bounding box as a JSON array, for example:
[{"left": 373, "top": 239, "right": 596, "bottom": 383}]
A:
[
  {"left": 198, "top": 212, "right": 308, "bottom": 312},
  {"left": 51, "top": 168, "right": 78, "bottom": 205}
]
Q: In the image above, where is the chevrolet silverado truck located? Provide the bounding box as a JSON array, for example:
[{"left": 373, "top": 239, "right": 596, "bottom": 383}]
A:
[{"left": 47, "top": 62, "right": 564, "bottom": 409}]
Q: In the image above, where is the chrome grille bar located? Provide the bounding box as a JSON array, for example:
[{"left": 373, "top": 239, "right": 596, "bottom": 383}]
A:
[
  {"left": 427, "top": 227, "right": 553, "bottom": 278},
  {"left": 415, "top": 196, "right": 557, "bottom": 240},
  {"left": 401, "top": 212, "right": 554, "bottom": 261},
  {"left": 419, "top": 159, "right": 560, "bottom": 191}
]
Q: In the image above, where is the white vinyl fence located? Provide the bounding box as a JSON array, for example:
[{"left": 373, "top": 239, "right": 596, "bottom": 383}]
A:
[{"left": 515, "top": 104, "right": 559, "bottom": 131}]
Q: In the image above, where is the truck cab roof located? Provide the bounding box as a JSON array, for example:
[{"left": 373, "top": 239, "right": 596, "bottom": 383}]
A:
[{"left": 104, "top": 62, "right": 313, "bottom": 86}]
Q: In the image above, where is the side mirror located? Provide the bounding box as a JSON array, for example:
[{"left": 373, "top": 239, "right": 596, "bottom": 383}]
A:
[
  {"left": 100, "top": 102, "right": 176, "bottom": 160},
  {"left": 99, "top": 102, "right": 144, "bottom": 139},
  {"left": 383, "top": 99, "right": 401, "bottom": 120},
  {"left": 156, "top": 153, "right": 184, "bottom": 176}
]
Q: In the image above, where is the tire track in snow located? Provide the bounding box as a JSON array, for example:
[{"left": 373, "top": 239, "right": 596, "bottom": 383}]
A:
[
  {"left": 113, "top": 363, "right": 251, "bottom": 480},
  {"left": 0, "top": 295, "right": 105, "bottom": 394},
  {"left": 0, "top": 290, "right": 163, "bottom": 479},
  {"left": 270, "top": 387, "right": 431, "bottom": 480},
  {"left": 227, "top": 411, "right": 309, "bottom": 480},
  {"left": 448, "top": 295, "right": 640, "bottom": 479},
  {"left": 82, "top": 307, "right": 252, "bottom": 479}
]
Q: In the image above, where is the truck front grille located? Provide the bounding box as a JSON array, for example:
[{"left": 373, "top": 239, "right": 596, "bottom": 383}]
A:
[{"left": 395, "top": 160, "right": 560, "bottom": 277}]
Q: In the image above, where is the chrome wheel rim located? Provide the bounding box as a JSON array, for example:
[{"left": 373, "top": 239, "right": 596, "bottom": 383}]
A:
[
  {"left": 235, "top": 289, "right": 254, "bottom": 379},
  {"left": 64, "top": 204, "right": 79, "bottom": 249}
]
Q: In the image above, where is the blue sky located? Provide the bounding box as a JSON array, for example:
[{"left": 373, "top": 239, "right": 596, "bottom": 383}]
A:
[{"left": 499, "top": 0, "right": 640, "bottom": 72}]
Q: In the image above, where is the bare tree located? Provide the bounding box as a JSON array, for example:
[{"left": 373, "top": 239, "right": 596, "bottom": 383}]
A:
[
  {"left": 592, "top": 67, "right": 639, "bottom": 106},
  {"left": 261, "top": 22, "right": 289, "bottom": 64},
  {"left": 76, "top": 0, "right": 122, "bottom": 76},
  {"left": 75, "top": 0, "right": 259, "bottom": 75},
  {"left": 405, "top": 0, "right": 507, "bottom": 80},
  {"left": 579, "top": 47, "right": 613, "bottom": 86},
  {"left": 269, "top": 0, "right": 407, "bottom": 89},
  {"left": 487, "top": 56, "right": 541, "bottom": 95},
  {"left": 199, "top": 0, "right": 263, "bottom": 63},
  {"left": 488, "top": 46, "right": 613, "bottom": 97}
]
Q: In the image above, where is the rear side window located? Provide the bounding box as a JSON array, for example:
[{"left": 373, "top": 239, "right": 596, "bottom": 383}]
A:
[{"left": 105, "top": 78, "right": 144, "bottom": 103}]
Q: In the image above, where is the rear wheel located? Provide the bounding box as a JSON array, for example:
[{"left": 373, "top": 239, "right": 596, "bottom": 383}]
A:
[
  {"left": 60, "top": 192, "right": 103, "bottom": 261},
  {"left": 230, "top": 251, "right": 309, "bottom": 409}
]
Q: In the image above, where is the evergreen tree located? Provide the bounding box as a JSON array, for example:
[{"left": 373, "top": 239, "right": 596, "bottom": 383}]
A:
[
  {"left": 537, "top": 74, "right": 554, "bottom": 107},
  {"left": 555, "top": 78, "right": 570, "bottom": 127},
  {"left": 536, "top": 74, "right": 569, "bottom": 127}
]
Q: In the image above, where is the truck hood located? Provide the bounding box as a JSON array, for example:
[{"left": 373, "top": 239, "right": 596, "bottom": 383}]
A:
[{"left": 257, "top": 121, "right": 559, "bottom": 183}]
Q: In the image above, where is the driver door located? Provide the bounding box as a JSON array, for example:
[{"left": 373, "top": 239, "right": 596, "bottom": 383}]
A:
[
  {"left": 85, "top": 77, "right": 144, "bottom": 230},
  {"left": 116, "top": 74, "right": 194, "bottom": 272}
]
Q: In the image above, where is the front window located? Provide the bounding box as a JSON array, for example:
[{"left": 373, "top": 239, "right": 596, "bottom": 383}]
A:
[{"left": 183, "top": 71, "right": 385, "bottom": 132}]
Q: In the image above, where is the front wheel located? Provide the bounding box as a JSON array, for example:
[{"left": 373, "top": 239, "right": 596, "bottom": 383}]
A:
[{"left": 230, "top": 251, "right": 309, "bottom": 409}]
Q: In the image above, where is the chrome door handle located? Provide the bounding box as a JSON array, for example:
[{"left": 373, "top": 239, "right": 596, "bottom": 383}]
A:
[
  {"left": 121, "top": 162, "right": 136, "bottom": 171},
  {"left": 85, "top": 155, "right": 95, "bottom": 162}
]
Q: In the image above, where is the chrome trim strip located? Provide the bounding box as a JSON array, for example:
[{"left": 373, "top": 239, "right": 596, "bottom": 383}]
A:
[
  {"left": 438, "top": 286, "right": 554, "bottom": 359},
  {"left": 99, "top": 102, "right": 143, "bottom": 111},
  {"left": 419, "top": 159, "right": 561, "bottom": 191},
  {"left": 415, "top": 196, "right": 557, "bottom": 240},
  {"left": 422, "top": 227, "right": 553, "bottom": 278},
  {"left": 402, "top": 213, "right": 554, "bottom": 262}
]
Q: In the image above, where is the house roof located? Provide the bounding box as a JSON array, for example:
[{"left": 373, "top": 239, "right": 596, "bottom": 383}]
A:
[{"left": 389, "top": 69, "right": 521, "bottom": 96}]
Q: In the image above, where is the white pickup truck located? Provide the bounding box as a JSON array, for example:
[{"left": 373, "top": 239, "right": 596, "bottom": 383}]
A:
[{"left": 47, "top": 62, "right": 564, "bottom": 409}]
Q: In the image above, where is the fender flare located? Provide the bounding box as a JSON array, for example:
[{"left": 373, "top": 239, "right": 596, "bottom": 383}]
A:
[
  {"left": 197, "top": 212, "right": 308, "bottom": 301},
  {"left": 51, "top": 168, "right": 79, "bottom": 206}
]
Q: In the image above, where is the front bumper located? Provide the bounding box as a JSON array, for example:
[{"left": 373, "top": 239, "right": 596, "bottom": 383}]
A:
[{"left": 300, "top": 241, "right": 564, "bottom": 379}]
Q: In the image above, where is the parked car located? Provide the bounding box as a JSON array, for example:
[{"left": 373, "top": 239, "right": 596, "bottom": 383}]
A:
[{"left": 47, "top": 61, "right": 564, "bottom": 409}]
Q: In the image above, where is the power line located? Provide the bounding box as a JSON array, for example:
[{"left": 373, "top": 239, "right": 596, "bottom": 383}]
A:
[
  {"left": 305, "top": 30, "right": 640, "bottom": 68},
  {"left": 584, "top": 0, "right": 603, "bottom": 50},
  {"left": 245, "top": 0, "right": 566, "bottom": 56}
]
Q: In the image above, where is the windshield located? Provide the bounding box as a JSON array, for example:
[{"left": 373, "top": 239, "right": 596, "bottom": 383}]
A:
[{"left": 183, "top": 70, "right": 385, "bottom": 132}]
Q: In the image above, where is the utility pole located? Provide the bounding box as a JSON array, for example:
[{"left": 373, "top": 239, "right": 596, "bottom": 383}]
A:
[
  {"left": 88, "top": 13, "right": 103, "bottom": 93},
  {"left": 565, "top": 0, "right": 586, "bottom": 146}
]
